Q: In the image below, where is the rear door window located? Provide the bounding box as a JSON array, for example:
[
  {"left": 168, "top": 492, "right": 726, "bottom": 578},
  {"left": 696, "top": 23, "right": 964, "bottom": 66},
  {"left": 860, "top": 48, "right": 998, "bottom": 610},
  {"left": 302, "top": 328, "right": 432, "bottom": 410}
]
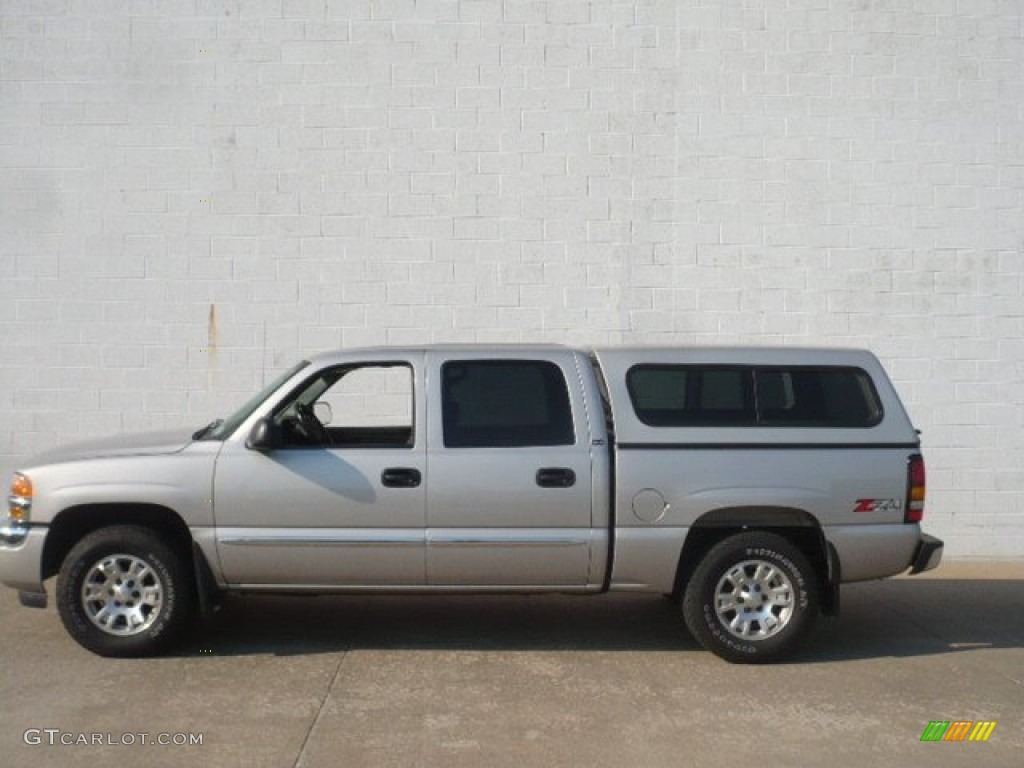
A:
[{"left": 441, "top": 360, "right": 575, "bottom": 447}]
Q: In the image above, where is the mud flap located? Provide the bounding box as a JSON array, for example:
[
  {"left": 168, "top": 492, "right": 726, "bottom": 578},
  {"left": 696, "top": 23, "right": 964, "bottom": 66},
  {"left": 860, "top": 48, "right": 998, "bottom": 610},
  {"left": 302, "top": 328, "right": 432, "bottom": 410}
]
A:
[
  {"left": 18, "top": 589, "right": 47, "bottom": 609},
  {"left": 821, "top": 539, "right": 841, "bottom": 617},
  {"left": 192, "top": 542, "right": 222, "bottom": 618}
]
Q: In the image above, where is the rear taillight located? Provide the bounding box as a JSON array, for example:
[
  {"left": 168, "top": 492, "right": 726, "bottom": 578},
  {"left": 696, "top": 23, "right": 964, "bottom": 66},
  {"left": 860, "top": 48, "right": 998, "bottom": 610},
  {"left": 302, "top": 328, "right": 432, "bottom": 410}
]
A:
[{"left": 906, "top": 454, "right": 925, "bottom": 523}]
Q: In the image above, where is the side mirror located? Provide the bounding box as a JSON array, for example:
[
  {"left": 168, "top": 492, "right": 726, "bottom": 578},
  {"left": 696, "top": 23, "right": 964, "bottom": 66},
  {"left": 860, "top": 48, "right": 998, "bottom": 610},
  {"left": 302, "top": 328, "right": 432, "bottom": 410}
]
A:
[
  {"left": 246, "top": 418, "right": 280, "bottom": 452},
  {"left": 313, "top": 401, "right": 333, "bottom": 426}
]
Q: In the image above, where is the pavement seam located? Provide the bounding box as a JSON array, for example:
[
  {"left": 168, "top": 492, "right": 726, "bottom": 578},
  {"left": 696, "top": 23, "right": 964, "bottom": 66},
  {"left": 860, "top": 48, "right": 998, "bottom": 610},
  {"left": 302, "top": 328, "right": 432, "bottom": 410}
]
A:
[
  {"left": 292, "top": 649, "right": 349, "bottom": 768},
  {"left": 876, "top": 590, "right": 949, "bottom": 647}
]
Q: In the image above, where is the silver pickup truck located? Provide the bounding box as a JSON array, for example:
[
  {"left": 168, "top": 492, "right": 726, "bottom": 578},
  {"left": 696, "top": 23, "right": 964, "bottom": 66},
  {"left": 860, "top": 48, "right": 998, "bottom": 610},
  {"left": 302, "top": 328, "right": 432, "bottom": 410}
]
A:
[{"left": 1, "top": 345, "right": 943, "bottom": 662}]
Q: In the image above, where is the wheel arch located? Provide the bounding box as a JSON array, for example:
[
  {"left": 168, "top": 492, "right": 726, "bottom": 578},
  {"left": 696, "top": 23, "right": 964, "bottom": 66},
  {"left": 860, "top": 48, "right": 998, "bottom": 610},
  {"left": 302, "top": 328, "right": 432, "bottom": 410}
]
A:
[
  {"left": 43, "top": 503, "right": 194, "bottom": 582},
  {"left": 673, "top": 505, "right": 839, "bottom": 616}
]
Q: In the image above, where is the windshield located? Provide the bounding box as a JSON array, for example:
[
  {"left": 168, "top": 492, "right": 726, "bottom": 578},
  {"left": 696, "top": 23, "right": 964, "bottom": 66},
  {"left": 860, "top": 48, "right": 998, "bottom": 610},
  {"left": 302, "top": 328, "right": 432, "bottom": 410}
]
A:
[{"left": 199, "top": 361, "right": 310, "bottom": 441}]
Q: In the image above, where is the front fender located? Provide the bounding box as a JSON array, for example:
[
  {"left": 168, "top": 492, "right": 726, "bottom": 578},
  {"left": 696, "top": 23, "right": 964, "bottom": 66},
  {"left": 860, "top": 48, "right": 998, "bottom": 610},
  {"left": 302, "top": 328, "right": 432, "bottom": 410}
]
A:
[{"left": 25, "top": 447, "right": 218, "bottom": 528}]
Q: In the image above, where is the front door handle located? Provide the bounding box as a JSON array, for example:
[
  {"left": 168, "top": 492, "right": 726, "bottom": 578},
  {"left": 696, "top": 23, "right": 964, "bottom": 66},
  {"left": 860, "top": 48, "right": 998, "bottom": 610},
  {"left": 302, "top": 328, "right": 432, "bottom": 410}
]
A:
[
  {"left": 536, "top": 467, "right": 576, "bottom": 488},
  {"left": 381, "top": 468, "right": 422, "bottom": 488}
]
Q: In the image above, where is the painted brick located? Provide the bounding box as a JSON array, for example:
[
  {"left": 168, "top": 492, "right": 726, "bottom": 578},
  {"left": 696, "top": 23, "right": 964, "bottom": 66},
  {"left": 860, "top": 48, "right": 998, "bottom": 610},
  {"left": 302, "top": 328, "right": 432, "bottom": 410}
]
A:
[{"left": 0, "top": 1, "right": 1022, "bottom": 557}]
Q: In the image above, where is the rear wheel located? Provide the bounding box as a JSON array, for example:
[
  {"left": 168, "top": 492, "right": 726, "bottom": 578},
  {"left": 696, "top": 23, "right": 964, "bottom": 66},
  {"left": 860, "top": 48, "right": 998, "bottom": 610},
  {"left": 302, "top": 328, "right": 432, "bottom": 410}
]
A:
[
  {"left": 57, "top": 525, "right": 194, "bottom": 657},
  {"left": 682, "top": 532, "right": 818, "bottom": 663}
]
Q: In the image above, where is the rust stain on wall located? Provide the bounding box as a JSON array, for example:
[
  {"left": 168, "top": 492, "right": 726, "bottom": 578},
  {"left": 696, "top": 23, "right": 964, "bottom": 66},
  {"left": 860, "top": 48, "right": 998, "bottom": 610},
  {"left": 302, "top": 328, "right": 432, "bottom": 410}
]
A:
[{"left": 207, "top": 304, "right": 218, "bottom": 359}]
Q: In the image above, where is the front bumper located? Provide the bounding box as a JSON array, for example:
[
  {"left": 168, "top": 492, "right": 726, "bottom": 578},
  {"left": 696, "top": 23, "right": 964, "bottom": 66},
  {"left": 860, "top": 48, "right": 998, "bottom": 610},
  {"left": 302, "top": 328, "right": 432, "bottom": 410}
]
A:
[
  {"left": 0, "top": 525, "right": 48, "bottom": 600},
  {"left": 908, "top": 533, "right": 944, "bottom": 575}
]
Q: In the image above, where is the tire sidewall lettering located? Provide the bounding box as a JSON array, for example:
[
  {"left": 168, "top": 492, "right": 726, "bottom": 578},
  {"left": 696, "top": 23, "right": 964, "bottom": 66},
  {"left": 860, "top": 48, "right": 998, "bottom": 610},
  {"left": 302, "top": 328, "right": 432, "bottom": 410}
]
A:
[
  {"left": 702, "top": 604, "right": 756, "bottom": 654},
  {"left": 141, "top": 550, "right": 175, "bottom": 640}
]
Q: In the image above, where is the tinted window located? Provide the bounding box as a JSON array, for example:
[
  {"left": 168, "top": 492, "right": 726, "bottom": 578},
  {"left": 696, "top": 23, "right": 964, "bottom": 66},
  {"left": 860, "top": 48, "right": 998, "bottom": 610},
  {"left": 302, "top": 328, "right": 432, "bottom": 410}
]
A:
[
  {"left": 442, "top": 360, "right": 575, "bottom": 447},
  {"left": 627, "top": 366, "right": 755, "bottom": 426},
  {"left": 756, "top": 368, "right": 881, "bottom": 427},
  {"left": 627, "top": 365, "right": 881, "bottom": 428}
]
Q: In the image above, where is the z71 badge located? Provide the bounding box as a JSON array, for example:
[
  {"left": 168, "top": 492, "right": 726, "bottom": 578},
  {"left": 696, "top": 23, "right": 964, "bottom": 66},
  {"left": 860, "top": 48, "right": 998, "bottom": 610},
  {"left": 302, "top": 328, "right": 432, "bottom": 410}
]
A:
[{"left": 854, "top": 498, "right": 903, "bottom": 513}]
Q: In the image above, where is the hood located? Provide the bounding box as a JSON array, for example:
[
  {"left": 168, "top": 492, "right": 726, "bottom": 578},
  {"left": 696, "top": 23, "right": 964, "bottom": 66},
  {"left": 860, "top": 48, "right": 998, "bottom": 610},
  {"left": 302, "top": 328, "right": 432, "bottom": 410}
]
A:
[{"left": 26, "top": 429, "right": 196, "bottom": 467}]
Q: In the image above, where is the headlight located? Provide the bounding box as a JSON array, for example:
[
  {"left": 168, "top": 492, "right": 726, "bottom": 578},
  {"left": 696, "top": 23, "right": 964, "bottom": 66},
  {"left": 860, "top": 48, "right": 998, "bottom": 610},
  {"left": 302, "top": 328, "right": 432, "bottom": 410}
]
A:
[{"left": 8, "top": 473, "right": 32, "bottom": 523}]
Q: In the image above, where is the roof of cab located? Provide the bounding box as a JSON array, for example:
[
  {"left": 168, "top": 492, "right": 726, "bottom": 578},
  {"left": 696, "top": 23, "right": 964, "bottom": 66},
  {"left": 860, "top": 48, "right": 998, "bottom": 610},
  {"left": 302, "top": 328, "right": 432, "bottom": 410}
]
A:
[
  {"left": 306, "top": 343, "right": 576, "bottom": 365},
  {"left": 306, "top": 343, "right": 877, "bottom": 365}
]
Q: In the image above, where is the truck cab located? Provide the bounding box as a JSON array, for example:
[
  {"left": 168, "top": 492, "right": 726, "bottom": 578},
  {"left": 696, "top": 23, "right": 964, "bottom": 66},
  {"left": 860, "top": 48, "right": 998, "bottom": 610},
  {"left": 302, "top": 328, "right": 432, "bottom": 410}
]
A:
[{"left": 212, "top": 345, "right": 609, "bottom": 591}]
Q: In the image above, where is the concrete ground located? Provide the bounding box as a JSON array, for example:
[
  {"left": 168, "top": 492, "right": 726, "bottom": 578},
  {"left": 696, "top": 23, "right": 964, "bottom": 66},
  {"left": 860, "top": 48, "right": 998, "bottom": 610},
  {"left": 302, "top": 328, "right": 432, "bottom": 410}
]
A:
[{"left": 1, "top": 562, "right": 1021, "bottom": 768}]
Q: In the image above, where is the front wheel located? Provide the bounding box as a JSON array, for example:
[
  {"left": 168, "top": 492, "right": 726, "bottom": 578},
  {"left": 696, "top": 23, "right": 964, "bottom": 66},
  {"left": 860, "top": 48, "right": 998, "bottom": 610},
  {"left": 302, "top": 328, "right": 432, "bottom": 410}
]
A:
[
  {"left": 682, "top": 532, "right": 819, "bottom": 664},
  {"left": 57, "top": 525, "right": 194, "bottom": 657}
]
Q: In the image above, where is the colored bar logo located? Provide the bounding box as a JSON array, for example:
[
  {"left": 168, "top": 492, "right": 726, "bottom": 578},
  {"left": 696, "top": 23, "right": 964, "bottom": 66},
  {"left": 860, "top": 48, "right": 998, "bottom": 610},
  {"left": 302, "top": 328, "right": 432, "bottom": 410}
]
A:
[{"left": 920, "top": 721, "right": 996, "bottom": 742}]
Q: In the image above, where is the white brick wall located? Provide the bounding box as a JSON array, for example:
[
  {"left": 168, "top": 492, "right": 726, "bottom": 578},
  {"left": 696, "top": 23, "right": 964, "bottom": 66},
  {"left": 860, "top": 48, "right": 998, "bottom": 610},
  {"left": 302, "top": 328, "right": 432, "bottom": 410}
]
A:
[{"left": 1, "top": 0, "right": 1022, "bottom": 558}]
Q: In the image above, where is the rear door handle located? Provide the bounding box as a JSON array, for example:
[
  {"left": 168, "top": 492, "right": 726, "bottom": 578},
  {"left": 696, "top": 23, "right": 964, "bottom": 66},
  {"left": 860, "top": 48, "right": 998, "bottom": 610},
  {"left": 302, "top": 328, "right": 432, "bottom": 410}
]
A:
[
  {"left": 536, "top": 467, "right": 576, "bottom": 488},
  {"left": 381, "top": 468, "right": 422, "bottom": 488}
]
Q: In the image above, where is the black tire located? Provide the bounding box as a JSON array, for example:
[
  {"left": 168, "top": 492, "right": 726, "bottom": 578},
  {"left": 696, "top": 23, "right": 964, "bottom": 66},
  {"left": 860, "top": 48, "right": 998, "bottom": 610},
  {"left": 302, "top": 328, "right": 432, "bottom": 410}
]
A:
[
  {"left": 682, "top": 532, "right": 818, "bottom": 664},
  {"left": 57, "top": 525, "right": 194, "bottom": 657}
]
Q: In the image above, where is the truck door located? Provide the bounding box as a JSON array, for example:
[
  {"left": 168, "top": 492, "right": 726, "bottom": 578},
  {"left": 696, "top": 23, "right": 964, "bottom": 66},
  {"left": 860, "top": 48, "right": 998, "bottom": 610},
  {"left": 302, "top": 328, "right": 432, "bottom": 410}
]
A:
[
  {"left": 213, "top": 356, "right": 426, "bottom": 587},
  {"left": 425, "top": 351, "right": 596, "bottom": 587}
]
